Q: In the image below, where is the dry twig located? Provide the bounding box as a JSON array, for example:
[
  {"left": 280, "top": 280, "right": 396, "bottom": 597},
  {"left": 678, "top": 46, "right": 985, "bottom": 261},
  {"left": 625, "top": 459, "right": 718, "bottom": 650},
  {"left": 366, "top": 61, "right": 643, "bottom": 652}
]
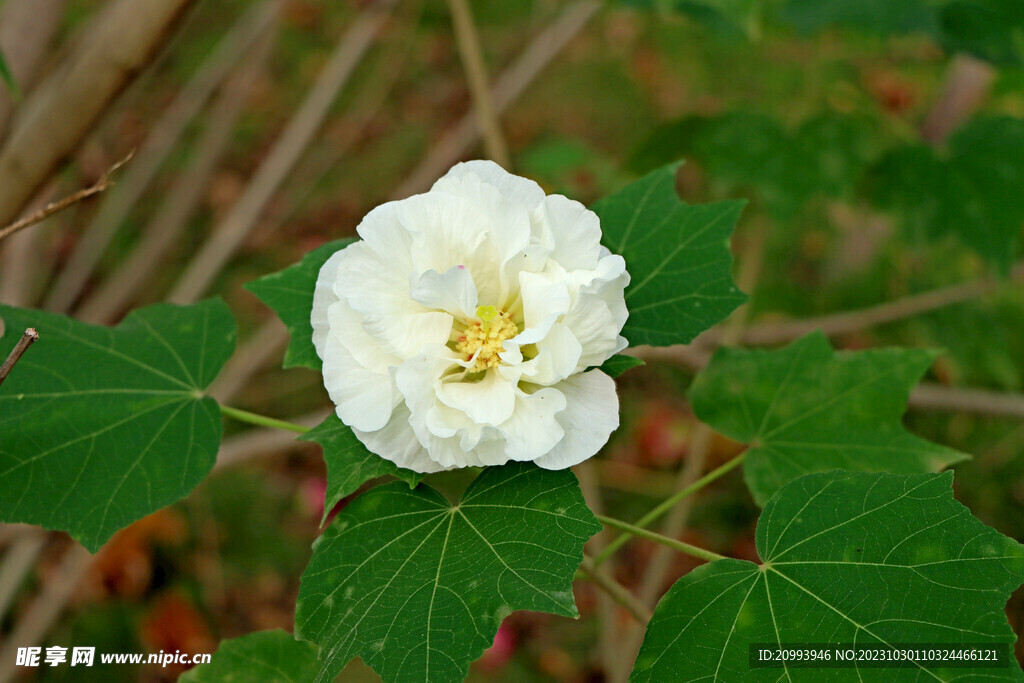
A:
[
  {"left": 0, "top": 327, "right": 39, "bottom": 387},
  {"left": 0, "top": 152, "right": 133, "bottom": 243}
]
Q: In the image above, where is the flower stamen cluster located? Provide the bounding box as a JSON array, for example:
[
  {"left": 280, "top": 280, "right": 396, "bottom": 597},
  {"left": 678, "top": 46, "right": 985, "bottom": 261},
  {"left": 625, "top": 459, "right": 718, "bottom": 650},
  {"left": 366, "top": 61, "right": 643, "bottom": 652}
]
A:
[{"left": 455, "top": 306, "right": 517, "bottom": 371}]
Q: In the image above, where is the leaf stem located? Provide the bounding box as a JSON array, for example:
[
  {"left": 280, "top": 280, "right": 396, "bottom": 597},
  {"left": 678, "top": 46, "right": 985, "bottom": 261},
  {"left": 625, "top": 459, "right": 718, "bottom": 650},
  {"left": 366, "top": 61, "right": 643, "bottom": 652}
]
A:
[
  {"left": 219, "top": 404, "right": 310, "bottom": 434},
  {"left": 592, "top": 451, "right": 746, "bottom": 567},
  {"left": 594, "top": 515, "right": 726, "bottom": 564}
]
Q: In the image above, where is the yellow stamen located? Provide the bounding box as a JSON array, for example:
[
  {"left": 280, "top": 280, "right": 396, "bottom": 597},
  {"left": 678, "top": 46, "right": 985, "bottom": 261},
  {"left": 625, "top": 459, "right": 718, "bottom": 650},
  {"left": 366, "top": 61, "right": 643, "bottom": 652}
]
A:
[{"left": 456, "top": 308, "right": 517, "bottom": 371}]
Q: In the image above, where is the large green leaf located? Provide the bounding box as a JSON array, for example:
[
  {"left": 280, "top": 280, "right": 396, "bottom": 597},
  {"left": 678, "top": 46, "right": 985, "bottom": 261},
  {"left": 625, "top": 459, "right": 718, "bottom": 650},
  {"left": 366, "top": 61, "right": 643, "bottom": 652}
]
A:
[
  {"left": 0, "top": 300, "right": 235, "bottom": 552},
  {"left": 632, "top": 470, "right": 1024, "bottom": 682},
  {"left": 295, "top": 463, "right": 601, "bottom": 682},
  {"left": 180, "top": 630, "right": 319, "bottom": 683},
  {"left": 869, "top": 116, "right": 1024, "bottom": 273},
  {"left": 593, "top": 163, "right": 747, "bottom": 347},
  {"left": 244, "top": 238, "right": 353, "bottom": 370},
  {"left": 688, "top": 332, "right": 969, "bottom": 505},
  {"left": 300, "top": 413, "right": 422, "bottom": 525}
]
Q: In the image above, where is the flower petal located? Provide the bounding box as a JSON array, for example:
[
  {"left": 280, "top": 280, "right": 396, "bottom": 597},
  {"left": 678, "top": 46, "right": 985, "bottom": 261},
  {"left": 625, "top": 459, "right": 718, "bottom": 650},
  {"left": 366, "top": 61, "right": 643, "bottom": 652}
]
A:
[
  {"left": 353, "top": 404, "right": 450, "bottom": 474},
  {"left": 514, "top": 271, "right": 571, "bottom": 345},
  {"left": 437, "top": 160, "right": 546, "bottom": 210},
  {"left": 533, "top": 371, "right": 619, "bottom": 470},
  {"left": 311, "top": 248, "right": 347, "bottom": 360},
  {"left": 409, "top": 265, "right": 478, "bottom": 319},
  {"left": 542, "top": 194, "right": 603, "bottom": 271},
  {"left": 499, "top": 387, "right": 567, "bottom": 461},
  {"left": 437, "top": 369, "right": 517, "bottom": 426},
  {"left": 322, "top": 331, "right": 397, "bottom": 433}
]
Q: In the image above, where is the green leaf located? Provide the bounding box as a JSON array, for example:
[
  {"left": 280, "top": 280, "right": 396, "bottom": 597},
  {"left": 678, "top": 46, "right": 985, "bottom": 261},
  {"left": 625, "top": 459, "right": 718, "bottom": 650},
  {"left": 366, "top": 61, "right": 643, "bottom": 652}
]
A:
[
  {"left": 0, "top": 49, "right": 20, "bottom": 100},
  {"left": 245, "top": 239, "right": 353, "bottom": 370},
  {"left": 599, "top": 354, "right": 646, "bottom": 378},
  {"left": 628, "top": 113, "right": 875, "bottom": 218},
  {"left": 622, "top": 0, "right": 765, "bottom": 39},
  {"left": 869, "top": 116, "right": 1024, "bottom": 273},
  {"left": 295, "top": 462, "right": 601, "bottom": 682},
  {"left": 0, "top": 300, "right": 235, "bottom": 552},
  {"left": 593, "top": 163, "right": 747, "bottom": 347},
  {"left": 632, "top": 470, "right": 1024, "bottom": 682},
  {"left": 300, "top": 413, "right": 423, "bottom": 525},
  {"left": 180, "top": 630, "right": 319, "bottom": 683},
  {"left": 688, "top": 331, "right": 969, "bottom": 505},
  {"left": 781, "top": 0, "right": 1024, "bottom": 64}
]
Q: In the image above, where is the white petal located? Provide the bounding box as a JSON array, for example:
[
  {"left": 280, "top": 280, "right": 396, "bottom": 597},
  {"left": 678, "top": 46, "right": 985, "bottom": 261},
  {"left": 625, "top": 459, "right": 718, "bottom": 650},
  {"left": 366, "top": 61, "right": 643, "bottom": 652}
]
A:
[
  {"left": 514, "top": 271, "right": 571, "bottom": 345},
  {"left": 326, "top": 299, "right": 399, "bottom": 374},
  {"left": 360, "top": 310, "right": 454, "bottom": 360},
  {"left": 542, "top": 194, "right": 602, "bottom": 271},
  {"left": 322, "top": 332, "right": 397, "bottom": 432},
  {"left": 511, "top": 323, "right": 582, "bottom": 386},
  {"left": 437, "top": 369, "right": 516, "bottom": 426},
  {"left": 355, "top": 200, "right": 416, "bottom": 274},
  {"left": 533, "top": 371, "right": 619, "bottom": 470},
  {"left": 353, "top": 403, "right": 450, "bottom": 474},
  {"left": 562, "top": 293, "right": 623, "bottom": 370},
  {"left": 311, "top": 247, "right": 348, "bottom": 360},
  {"left": 436, "top": 160, "right": 546, "bottom": 210},
  {"left": 409, "top": 265, "right": 478, "bottom": 319},
  {"left": 394, "top": 346, "right": 460, "bottom": 447},
  {"left": 498, "top": 387, "right": 567, "bottom": 461},
  {"left": 394, "top": 192, "right": 492, "bottom": 276}
]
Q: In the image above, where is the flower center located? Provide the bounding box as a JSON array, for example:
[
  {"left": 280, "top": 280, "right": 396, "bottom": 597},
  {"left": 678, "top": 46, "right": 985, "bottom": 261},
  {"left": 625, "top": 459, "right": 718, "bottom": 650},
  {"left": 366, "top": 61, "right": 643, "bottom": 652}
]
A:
[{"left": 456, "top": 305, "right": 517, "bottom": 371}]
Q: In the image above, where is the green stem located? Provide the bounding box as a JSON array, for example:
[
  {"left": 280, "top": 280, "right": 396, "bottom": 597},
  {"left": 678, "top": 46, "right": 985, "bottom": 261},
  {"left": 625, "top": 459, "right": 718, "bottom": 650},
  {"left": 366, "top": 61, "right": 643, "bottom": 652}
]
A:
[
  {"left": 592, "top": 451, "right": 746, "bottom": 567},
  {"left": 219, "top": 404, "right": 310, "bottom": 434},
  {"left": 595, "top": 515, "right": 726, "bottom": 563}
]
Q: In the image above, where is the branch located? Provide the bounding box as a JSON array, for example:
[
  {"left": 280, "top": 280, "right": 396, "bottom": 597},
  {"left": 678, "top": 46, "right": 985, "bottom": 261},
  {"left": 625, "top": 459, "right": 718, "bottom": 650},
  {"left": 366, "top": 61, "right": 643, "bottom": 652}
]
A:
[
  {"left": 0, "top": 151, "right": 133, "bottom": 243},
  {"left": 391, "top": 0, "right": 599, "bottom": 199},
  {"left": 446, "top": 0, "right": 510, "bottom": 168},
  {"left": 0, "top": 0, "right": 196, "bottom": 229},
  {"left": 910, "top": 383, "right": 1024, "bottom": 421},
  {"left": 167, "top": 0, "right": 396, "bottom": 305},
  {"left": 577, "top": 555, "right": 652, "bottom": 624},
  {"left": 0, "top": 327, "right": 38, "bottom": 387}
]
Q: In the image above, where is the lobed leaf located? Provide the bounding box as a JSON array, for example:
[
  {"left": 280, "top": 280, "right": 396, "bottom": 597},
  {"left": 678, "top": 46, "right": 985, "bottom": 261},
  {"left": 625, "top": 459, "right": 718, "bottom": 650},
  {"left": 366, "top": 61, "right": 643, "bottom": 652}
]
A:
[
  {"left": 295, "top": 462, "right": 601, "bottom": 683},
  {"left": 688, "top": 331, "right": 969, "bottom": 505},
  {"left": 180, "top": 629, "right": 319, "bottom": 683},
  {"left": 300, "top": 413, "right": 422, "bottom": 526},
  {"left": 0, "top": 300, "right": 235, "bottom": 552},
  {"left": 593, "top": 163, "right": 747, "bottom": 347},
  {"left": 244, "top": 239, "right": 353, "bottom": 370},
  {"left": 632, "top": 470, "right": 1024, "bottom": 681}
]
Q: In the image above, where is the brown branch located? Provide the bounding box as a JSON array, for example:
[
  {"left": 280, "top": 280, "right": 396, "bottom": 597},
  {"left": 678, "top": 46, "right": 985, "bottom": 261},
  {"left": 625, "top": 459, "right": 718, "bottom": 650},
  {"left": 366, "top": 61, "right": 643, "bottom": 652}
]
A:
[
  {"left": 921, "top": 54, "right": 996, "bottom": 145},
  {"left": 167, "top": 0, "right": 396, "bottom": 305},
  {"left": 391, "top": 0, "right": 599, "bottom": 199},
  {"left": 0, "top": 0, "right": 197, "bottom": 229},
  {"left": 0, "top": 151, "right": 133, "bottom": 243},
  {"left": 0, "top": 327, "right": 39, "bottom": 387},
  {"left": 0, "top": 0, "right": 67, "bottom": 138},
  {"left": 578, "top": 555, "right": 652, "bottom": 625},
  {"left": 446, "top": 0, "right": 510, "bottom": 168}
]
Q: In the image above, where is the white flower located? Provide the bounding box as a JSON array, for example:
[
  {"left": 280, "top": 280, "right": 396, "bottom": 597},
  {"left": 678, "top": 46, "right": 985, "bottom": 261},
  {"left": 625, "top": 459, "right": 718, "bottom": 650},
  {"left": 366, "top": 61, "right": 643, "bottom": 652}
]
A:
[{"left": 310, "top": 161, "right": 629, "bottom": 473}]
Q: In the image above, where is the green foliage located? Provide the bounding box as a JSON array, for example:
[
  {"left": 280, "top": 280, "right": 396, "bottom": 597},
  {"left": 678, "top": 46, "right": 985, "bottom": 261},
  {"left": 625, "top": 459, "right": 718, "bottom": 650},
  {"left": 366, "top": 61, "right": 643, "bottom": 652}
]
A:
[
  {"left": 868, "top": 116, "right": 1024, "bottom": 273},
  {"left": 244, "top": 239, "right": 353, "bottom": 370},
  {"left": 622, "top": 0, "right": 766, "bottom": 39},
  {"left": 781, "top": 0, "right": 1024, "bottom": 63},
  {"left": 300, "top": 413, "right": 422, "bottom": 525},
  {"left": 295, "top": 463, "right": 601, "bottom": 682},
  {"left": 180, "top": 630, "right": 319, "bottom": 683},
  {"left": 629, "top": 112, "right": 875, "bottom": 218},
  {"left": 688, "top": 332, "right": 969, "bottom": 505},
  {"left": 593, "top": 163, "right": 747, "bottom": 347},
  {"left": 0, "top": 301, "right": 235, "bottom": 552},
  {"left": 599, "top": 354, "right": 646, "bottom": 378},
  {"left": 632, "top": 470, "right": 1024, "bottom": 681}
]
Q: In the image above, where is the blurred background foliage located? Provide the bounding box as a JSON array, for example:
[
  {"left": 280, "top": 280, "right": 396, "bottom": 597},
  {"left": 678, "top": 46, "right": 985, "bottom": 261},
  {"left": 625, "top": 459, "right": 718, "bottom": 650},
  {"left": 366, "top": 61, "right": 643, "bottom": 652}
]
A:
[{"left": 1, "top": 0, "right": 1023, "bottom": 680}]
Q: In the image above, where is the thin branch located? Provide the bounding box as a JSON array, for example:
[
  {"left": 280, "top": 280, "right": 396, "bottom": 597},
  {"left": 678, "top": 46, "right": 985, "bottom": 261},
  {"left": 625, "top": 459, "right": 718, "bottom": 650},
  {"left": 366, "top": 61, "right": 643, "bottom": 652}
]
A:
[
  {"left": 446, "top": 0, "right": 510, "bottom": 168},
  {"left": 391, "top": 0, "right": 599, "bottom": 199},
  {"left": 921, "top": 54, "right": 995, "bottom": 145},
  {"left": 167, "top": 0, "right": 396, "bottom": 305},
  {"left": 76, "top": 26, "right": 277, "bottom": 323},
  {"left": 43, "top": 0, "right": 282, "bottom": 313},
  {"left": 0, "top": 543, "right": 91, "bottom": 683},
  {"left": 0, "top": 327, "right": 39, "bottom": 387},
  {"left": 0, "top": 151, "right": 133, "bottom": 243},
  {"left": 910, "top": 383, "right": 1024, "bottom": 421},
  {"left": 0, "top": 530, "right": 48, "bottom": 623},
  {"left": 577, "top": 555, "right": 652, "bottom": 624}
]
